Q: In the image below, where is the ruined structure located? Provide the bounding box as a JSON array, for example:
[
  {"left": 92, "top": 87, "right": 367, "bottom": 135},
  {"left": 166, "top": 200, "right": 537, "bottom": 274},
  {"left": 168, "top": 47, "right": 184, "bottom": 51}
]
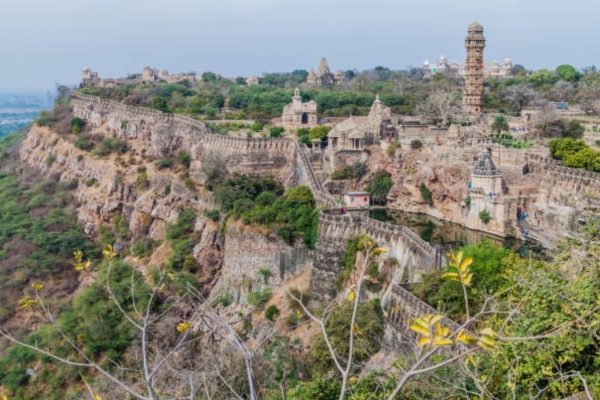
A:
[
  {"left": 423, "top": 56, "right": 512, "bottom": 79},
  {"left": 245, "top": 75, "right": 260, "bottom": 86},
  {"left": 306, "top": 58, "right": 345, "bottom": 87},
  {"left": 81, "top": 67, "right": 100, "bottom": 87},
  {"left": 281, "top": 88, "right": 318, "bottom": 127},
  {"left": 463, "top": 22, "right": 486, "bottom": 117}
]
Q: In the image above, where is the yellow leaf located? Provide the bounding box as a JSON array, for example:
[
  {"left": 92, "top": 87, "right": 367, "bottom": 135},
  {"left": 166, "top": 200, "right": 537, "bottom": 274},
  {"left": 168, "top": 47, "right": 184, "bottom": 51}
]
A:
[
  {"left": 417, "top": 337, "right": 432, "bottom": 347},
  {"left": 457, "top": 329, "right": 476, "bottom": 344},
  {"left": 463, "top": 273, "right": 474, "bottom": 286},
  {"left": 480, "top": 327, "right": 497, "bottom": 338},
  {"left": 102, "top": 245, "right": 117, "bottom": 260},
  {"left": 348, "top": 290, "right": 355, "bottom": 301},
  {"left": 352, "top": 325, "right": 363, "bottom": 336},
  {"left": 349, "top": 376, "right": 357, "bottom": 383},
  {"left": 507, "top": 381, "right": 515, "bottom": 390},
  {"left": 478, "top": 375, "right": 487, "bottom": 383},
  {"left": 433, "top": 338, "right": 453, "bottom": 346},
  {"left": 409, "top": 323, "right": 430, "bottom": 337},
  {"left": 2, "top": 394, "right": 8, "bottom": 400},
  {"left": 18, "top": 296, "right": 37, "bottom": 310},
  {"left": 441, "top": 272, "right": 459, "bottom": 280},
  {"left": 430, "top": 315, "right": 443, "bottom": 326},
  {"left": 93, "top": 394, "right": 102, "bottom": 400},
  {"left": 459, "top": 257, "right": 473, "bottom": 272},
  {"left": 177, "top": 322, "right": 192, "bottom": 333},
  {"left": 31, "top": 283, "right": 43, "bottom": 291}
]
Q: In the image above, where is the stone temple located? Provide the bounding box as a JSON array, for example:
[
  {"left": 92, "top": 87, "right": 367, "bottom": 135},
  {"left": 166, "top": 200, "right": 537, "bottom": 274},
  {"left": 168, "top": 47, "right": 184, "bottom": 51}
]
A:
[
  {"left": 463, "top": 22, "right": 486, "bottom": 117},
  {"left": 281, "top": 88, "right": 318, "bottom": 127}
]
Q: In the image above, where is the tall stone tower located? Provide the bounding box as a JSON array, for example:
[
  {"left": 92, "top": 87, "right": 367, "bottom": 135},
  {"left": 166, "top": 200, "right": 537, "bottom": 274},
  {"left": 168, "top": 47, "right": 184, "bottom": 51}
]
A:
[{"left": 463, "top": 22, "right": 485, "bottom": 117}]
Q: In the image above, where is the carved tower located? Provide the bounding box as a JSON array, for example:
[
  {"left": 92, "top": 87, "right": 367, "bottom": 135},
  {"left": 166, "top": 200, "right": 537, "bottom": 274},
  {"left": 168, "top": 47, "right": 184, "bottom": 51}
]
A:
[{"left": 463, "top": 22, "right": 485, "bottom": 117}]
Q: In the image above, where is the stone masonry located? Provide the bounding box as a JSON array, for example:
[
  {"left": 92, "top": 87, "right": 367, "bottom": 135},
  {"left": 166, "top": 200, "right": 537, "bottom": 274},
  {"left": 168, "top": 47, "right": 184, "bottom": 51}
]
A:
[{"left": 463, "top": 22, "right": 486, "bottom": 117}]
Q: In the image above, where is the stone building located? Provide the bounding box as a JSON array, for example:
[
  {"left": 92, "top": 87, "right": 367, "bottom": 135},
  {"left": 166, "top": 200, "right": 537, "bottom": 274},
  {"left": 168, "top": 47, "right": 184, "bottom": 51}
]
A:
[
  {"left": 281, "top": 88, "right": 318, "bottom": 127},
  {"left": 325, "top": 97, "right": 392, "bottom": 170},
  {"left": 142, "top": 66, "right": 160, "bottom": 83},
  {"left": 422, "top": 56, "right": 512, "bottom": 79},
  {"left": 471, "top": 148, "right": 503, "bottom": 195},
  {"left": 81, "top": 67, "right": 100, "bottom": 86},
  {"left": 367, "top": 95, "right": 392, "bottom": 140},
  {"left": 306, "top": 58, "right": 345, "bottom": 87},
  {"left": 463, "top": 22, "right": 486, "bottom": 117},
  {"left": 245, "top": 75, "right": 260, "bottom": 86}
]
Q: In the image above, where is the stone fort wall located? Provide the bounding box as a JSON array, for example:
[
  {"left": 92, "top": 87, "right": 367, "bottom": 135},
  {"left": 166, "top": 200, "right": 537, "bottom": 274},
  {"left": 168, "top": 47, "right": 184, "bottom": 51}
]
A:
[
  {"left": 71, "top": 93, "right": 335, "bottom": 207},
  {"left": 309, "top": 210, "right": 441, "bottom": 304}
]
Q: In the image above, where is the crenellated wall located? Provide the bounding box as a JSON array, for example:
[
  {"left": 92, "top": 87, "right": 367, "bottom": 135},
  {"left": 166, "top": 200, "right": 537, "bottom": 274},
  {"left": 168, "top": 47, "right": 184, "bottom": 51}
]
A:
[
  {"left": 71, "top": 93, "right": 336, "bottom": 208},
  {"left": 309, "top": 210, "right": 440, "bottom": 304}
]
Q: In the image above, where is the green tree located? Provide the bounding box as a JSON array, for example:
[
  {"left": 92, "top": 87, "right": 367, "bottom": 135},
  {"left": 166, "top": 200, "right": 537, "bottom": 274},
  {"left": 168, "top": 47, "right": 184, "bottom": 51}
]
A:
[
  {"left": 527, "top": 69, "right": 555, "bottom": 87},
  {"left": 491, "top": 115, "right": 510, "bottom": 134},
  {"left": 202, "top": 72, "right": 217, "bottom": 82},
  {"left": 150, "top": 96, "right": 169, "bottom": 113},
  {"left": 555, "top": 64, "right": 581, "bottom": 82}
]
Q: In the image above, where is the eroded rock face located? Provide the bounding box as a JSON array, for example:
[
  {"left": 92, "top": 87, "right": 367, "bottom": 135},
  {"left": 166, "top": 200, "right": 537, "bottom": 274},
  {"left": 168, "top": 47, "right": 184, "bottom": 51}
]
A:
[{"left": 19, "top": 122, "right": 223, "bottom": 274}]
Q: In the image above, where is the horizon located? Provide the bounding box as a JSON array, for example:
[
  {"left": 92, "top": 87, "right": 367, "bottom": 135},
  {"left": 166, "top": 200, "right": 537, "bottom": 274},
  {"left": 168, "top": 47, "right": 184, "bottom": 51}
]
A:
[{"left": 2, "top": 0, "right": 600, "bottom": 92}]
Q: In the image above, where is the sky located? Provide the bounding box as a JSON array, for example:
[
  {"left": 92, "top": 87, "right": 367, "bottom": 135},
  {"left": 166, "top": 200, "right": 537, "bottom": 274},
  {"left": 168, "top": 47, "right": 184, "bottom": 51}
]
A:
[{"left": 1, "top": 0, "right": 599, "bottom": 92}]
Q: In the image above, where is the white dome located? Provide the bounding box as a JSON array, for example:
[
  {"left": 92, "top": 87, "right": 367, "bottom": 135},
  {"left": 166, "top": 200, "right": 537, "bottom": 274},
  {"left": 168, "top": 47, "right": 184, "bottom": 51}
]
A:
[
  {"left": 423, "top": 60, "right": 430, "bottom": 66},
  {"left": 504, "top": 57, "right": 512, "bottom": 63}
]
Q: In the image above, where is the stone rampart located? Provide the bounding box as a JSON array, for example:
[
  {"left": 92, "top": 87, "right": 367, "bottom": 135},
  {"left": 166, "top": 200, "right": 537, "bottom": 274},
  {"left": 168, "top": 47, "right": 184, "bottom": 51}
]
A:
[{"left": 309, "top": 211, "right": 439, "bottom": 303}]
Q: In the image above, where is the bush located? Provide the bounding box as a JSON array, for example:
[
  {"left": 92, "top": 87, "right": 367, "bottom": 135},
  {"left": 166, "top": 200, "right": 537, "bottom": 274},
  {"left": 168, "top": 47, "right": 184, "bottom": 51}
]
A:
[
  {"left": 131, "top": 237, "right": 159, "bottom": 257},
  {"left": 365, "top": 170, "right": 393, "bottom": 205},
  {"left": 247, "top": 289, "right": 272, "bottom": 309},
  {"left": 249, "top": 123, "right": 264, "bottom": 132},
  {"left": 330, "top": 162, "right": 367, "bottom": 180},
  {"left": 166, "top": 209, "right": 196, "bottom": 241},
  {"left": 85, "top": 178, "right": 97, "bottom": 187},
  {"left": 184, "top": 177, "right": 195, "bottom": 191},
  {"left": 264, "top": 305, "right": 279, "bottom": 321},
  {"left": 419, "top": 183, "right": 432, "bottom": 203},
  {"left": 92, "top": 137, "right": 128, "bottom": 157},
  {"left": 479, "top": 209, "right": 492, "bottom": 224},
  {"left": 155, "top": 157, "right": 173, "bottom": 170},
  {"left": 212, "top": 293, "right": 232, "bottom": 307},
  {"left": 136, "top": 172, "right": 150, "bottom": 191},
  {"left": 410, "top": 139, "right": 424, "bottom": 150},
  {"left": 74, "top": 134, "right": 94, "bottom": 151},
  {"left": 386, "top": 142, "right": 400, "bottom": 159},
  {"left": 269, "top": 126, "right": 285, "bottom": 138},
  {"left": 203, "top": 209, "right": 219, "bottom": 221},
  {"left": 70, "top": 117, "right": 86, "bottom": 134},
  {"left": 178, "top": 151, "right": 191, "bottom": 168},
  {"left": 257, "top": 268, "right": 272, "bottom": 283}
]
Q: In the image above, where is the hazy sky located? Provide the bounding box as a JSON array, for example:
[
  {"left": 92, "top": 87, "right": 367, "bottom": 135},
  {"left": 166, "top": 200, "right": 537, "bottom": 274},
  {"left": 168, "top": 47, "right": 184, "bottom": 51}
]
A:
[{"left": 1, "top": 0, "right": 599, "bottom": 91}]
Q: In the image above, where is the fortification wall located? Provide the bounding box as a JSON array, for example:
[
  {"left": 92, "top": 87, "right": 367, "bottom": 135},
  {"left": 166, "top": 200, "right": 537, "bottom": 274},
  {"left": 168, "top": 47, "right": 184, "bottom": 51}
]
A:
[
  {"left": 309, "top": 211, "right": 439, "bottom": 303},
  {"left": 221, "top": 221, "right": 311, "bottom": 301}
]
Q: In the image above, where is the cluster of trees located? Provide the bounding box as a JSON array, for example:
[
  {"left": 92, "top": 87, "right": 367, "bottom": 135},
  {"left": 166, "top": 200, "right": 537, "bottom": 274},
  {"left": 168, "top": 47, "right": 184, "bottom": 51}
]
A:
[
  {"left": 206, "top": 170, "right": 319, "bottom": 247},
  {"left": 550, "top": 137, "right": 600, "bottom": 171}
]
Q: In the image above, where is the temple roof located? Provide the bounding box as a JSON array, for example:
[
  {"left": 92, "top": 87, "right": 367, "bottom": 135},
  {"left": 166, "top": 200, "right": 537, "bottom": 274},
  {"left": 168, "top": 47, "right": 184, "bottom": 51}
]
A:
[{"left": 473, "top": 149, "right": 500, "bottom": 176}]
